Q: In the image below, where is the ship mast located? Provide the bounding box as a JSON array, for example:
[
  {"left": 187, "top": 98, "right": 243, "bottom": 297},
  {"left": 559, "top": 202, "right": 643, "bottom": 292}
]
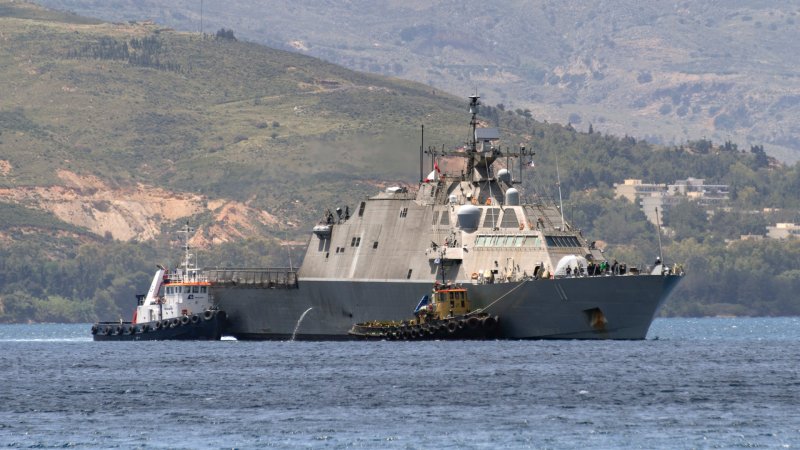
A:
[
  {"left": 177, "top": 222, "right": 195, "bottom": 281},
  {"left": 466, "top": 95, "right": 480, "bottom": 182}
]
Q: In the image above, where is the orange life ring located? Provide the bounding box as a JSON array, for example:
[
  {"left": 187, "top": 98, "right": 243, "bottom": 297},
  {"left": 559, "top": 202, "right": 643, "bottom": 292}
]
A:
[{"left": 471, "top": 272, "right": 479, "bottom": 279}]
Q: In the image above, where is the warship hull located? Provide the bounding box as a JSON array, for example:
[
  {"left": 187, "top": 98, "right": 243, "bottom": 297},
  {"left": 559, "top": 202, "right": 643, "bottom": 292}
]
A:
[
  {"left": 210, "top": 96, "right": 685, "bottom": 340},
  {"left": 213, "top": 274, "right": 681, "bottom": 340}
]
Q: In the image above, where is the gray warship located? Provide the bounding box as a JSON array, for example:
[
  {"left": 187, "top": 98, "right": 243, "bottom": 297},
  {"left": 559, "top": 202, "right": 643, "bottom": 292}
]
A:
[{"left": 207, "top": 96, "right": 683, "bottom": 340}]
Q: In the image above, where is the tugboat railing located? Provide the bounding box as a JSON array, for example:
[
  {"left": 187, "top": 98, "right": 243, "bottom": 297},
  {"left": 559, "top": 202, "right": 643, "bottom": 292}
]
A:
[{"left": 203, "top": 268, "right": 299, "bottom": 289}]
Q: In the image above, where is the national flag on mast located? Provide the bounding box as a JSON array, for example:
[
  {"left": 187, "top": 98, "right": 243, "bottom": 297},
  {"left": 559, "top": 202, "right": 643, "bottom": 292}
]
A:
[
  {"left": 424, "top": 170, "right": 437, "bottom": 182},
  {"left": 424, "top": 158, "right": 441, "bottom": 182}
]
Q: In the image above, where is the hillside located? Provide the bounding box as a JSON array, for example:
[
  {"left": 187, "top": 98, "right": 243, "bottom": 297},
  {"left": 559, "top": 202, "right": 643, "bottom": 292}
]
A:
[
  {"left": 0, "top": 0, "right": 475, "bottom": 246},
  {"left": 33, "top": 0, "right": 800, "bottom": 163},
  {"left": 2, "top": 1, "right": 800, "bottom": 322}
]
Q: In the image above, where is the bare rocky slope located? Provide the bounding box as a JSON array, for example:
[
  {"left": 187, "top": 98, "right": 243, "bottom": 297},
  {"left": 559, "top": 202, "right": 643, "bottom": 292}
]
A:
[{"left": 0, "top": 0, "right": 472, "bottom": 247}]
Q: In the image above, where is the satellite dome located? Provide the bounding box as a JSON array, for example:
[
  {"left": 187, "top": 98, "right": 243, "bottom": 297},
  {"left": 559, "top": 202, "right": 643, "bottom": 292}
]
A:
[
  {"left": 457, "top": 204, "right": 481, "bottom": 229},
  {"left": 505, "top": 188, "right": 520, "bottom": 206},
  {"left": 497, "top": 169, "right": 512, "bottom": 185}
]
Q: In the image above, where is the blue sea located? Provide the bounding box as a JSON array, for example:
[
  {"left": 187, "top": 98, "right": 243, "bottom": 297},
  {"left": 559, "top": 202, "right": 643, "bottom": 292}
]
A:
[{"left": 1, "top": 318, "right": 799, "bottom": 448}]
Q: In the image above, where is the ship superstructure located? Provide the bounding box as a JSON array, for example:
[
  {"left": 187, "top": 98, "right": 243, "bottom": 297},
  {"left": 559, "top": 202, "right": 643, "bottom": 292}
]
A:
[{"left": 209, "top": 96, "right": 683, "bottom": 340}]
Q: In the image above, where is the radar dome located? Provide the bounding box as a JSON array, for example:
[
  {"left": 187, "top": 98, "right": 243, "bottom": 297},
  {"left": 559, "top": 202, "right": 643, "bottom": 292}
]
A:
[
  {"left": 497, "top": 169, "right": 512, "bottom": 185},
  {"left": 505, "top": 188, "right": 520, "bottom": 206},
  {"left": 457, "top": 204, "right": 481, "bottom": 229}
]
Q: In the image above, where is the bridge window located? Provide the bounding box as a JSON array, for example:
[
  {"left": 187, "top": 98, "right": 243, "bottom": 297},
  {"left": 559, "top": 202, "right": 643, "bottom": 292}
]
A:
[
  {"left": 406, "top": 269, "right": 413, "bottom": 279},
  {"left": 400, "top": 207, "right": 408, "bottom": 218},
  {"left": 358, "top": 201, "right": 366, "bottom": 217},
  {"left": 474, "top": 234, "right": 539, "bottom": 247},
  {"left": 373, "top": 241, "right": 379, "bottom": 249}
]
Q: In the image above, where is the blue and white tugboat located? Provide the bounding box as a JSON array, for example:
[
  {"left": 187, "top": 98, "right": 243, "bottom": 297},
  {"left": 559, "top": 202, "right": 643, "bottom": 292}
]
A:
[{"left": 92, "top": 224, "right": 226, "bottom": 341}]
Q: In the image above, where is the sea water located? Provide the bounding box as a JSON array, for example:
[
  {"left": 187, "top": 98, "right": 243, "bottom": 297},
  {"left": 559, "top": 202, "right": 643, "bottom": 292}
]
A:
[{"left": 0, "top": 318, "right": 798, "bottom": 448}]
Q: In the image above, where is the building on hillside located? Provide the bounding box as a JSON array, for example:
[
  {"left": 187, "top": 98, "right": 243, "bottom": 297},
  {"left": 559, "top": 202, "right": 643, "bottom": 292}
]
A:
[
  {"left": 766, "top": 223, "right": 800, "bottom": 239},
  {"left": 614, "top": 178, "right": 730, "bottom": 225},
  {"left": 739, "top": 234, "right": 764, "bottom": 241},
  {"left": 615, "top": 179, "right": 666, "bottom": 204},
  {"left": 668, "top": 178, "right": 729, "bottom": 206}
]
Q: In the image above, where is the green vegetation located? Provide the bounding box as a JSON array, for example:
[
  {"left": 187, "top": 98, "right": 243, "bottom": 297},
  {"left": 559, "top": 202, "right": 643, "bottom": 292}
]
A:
[
  {"left": 1, "top": 1, "right": 800, "bottom": 322},
  {"left": 31, "top": 0, "right": 800, "bottom": 162}
]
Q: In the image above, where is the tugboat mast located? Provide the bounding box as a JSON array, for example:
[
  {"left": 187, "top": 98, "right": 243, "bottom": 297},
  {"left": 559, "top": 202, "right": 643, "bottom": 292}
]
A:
[{"left": 177, "top": 222, "right": 195, "bottom": 281}]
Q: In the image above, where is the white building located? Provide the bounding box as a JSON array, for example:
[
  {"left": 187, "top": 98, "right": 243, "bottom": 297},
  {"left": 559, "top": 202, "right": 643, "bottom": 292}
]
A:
[
  {"left": 766, "top": 223, "right": 800, "bottom": 239},
  {"left": 614, "top": 178, "right": 730, "bottom": 225}
]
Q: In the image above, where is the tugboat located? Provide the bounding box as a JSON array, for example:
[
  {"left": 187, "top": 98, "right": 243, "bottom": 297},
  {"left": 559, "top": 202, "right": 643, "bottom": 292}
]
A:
[
  {"left": 349, "top": 264, "right": 500, "bottom": 340},
  {"left": 91, "top": 224, "right": 226, "bottom": 341}
]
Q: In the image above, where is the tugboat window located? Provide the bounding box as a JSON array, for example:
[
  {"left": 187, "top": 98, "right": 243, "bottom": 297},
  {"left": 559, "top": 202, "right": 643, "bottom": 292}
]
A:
[
  {"left": 201, "top": 287, "right": 207, "bottom": 293},
  {"left": 192, "top": 286, "right": 199, "bottom": 293}
]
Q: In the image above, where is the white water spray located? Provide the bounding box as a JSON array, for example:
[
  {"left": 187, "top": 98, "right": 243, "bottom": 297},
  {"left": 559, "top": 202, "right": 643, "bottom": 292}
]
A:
[{"left": 290, "top": 307, "right": 313, "bottom": 341}]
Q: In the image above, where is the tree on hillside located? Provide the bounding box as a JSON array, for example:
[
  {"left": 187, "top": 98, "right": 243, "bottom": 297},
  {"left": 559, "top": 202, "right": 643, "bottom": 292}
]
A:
[
  {"left": 663, "top": 199, "right": 709, "bottom": 241},
  {"left": 216, "top": 28, "right": 237, "bottom": 41},
  {"left": 750, "top": 144, "right": 769, "bottom": 169}
]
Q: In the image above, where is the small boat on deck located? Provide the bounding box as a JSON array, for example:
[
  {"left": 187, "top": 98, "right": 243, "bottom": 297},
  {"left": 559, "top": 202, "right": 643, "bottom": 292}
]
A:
[
  {"left": 348, "top": 283, "right": 499, "bottom": 340},
  {"left": 91, "top": 224, "right": 226, "bottom": 341}
]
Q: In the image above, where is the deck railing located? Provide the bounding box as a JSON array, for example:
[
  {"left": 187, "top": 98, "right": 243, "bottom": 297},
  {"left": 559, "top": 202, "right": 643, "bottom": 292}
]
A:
[{"left": 203, "top": 268, "right": 299, "bottom": 289}]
